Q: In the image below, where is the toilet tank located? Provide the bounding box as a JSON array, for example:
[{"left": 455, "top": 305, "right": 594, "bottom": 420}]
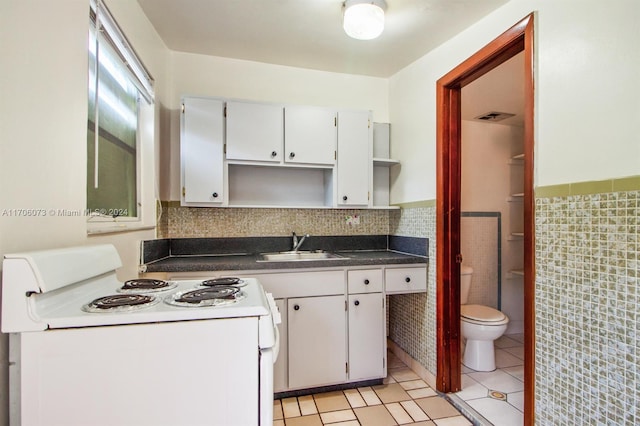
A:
[{"left": 460, "top": 265, "right": 473, "bottom": 305}]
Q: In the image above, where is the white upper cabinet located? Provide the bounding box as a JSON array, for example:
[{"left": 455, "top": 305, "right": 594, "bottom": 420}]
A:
[
  {"left": 225, "top": 101, "right": 283, "bottom": 163},
  {"left": 181, "top": 96, "right": 394, "bottom": 209},
  {"left": 337, "top": 110, "right": 371, "bottom": 207},
  {"left": 284, "top": 106, "right": 337, "bottom": 166},
  {"left": 181, "top": 97, "right": 225, "bottom": 205}
]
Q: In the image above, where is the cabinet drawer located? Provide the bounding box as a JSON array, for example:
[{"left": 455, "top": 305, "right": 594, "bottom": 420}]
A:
[
  {"left": 348, "top": 269, "right": 383, "bottom": 294},
  {"left": 246, "top": 270, "right": 344, "bottom": 298},
  {"left": 385, "top": 266, "right": 427, "bottom": 294}
]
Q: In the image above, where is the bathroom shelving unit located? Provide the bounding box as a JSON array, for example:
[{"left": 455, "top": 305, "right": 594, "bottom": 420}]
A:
[{"left": 507, "top": 151, "right": 525, "bottom": 282}]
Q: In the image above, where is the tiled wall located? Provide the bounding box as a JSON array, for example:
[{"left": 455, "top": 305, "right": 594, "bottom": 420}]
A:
[
  {"left": 534, "top": 190, "right": 639, "bottom": 425},
  {"left": 388, "top": 206, "right": 437, "bottom": 375},
  {"left": 158, "top": 202, "right": 391, "bottom": 238},
  {"left": 460, "top": 214, "right": 500, "bottom": 309}
]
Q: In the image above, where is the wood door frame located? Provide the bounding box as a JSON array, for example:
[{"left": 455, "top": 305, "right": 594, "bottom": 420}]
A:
[{"left": 435, "top": 13, "right": 535, "bottom": 425}]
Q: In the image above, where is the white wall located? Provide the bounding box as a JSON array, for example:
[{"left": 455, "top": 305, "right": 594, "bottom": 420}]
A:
[
  {"left": 164, "top": 52, "right": 389, "bottom": 200},
  {"left": 0, "top": 1, "right": 169, "bottom": 423},
  {"left": 389, "top": 0, "right": 640, "bottom": 204},
  {"left": 461, "top": 120, "right": 525, "bottom": 333}
]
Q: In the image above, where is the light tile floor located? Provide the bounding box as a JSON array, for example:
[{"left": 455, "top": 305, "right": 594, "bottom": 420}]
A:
[
  {"left": 274, "top": 350, "right": 471, "bottom": 426},
  {"left": 453, "top": 333, "right": 525, "bottom": 426}
]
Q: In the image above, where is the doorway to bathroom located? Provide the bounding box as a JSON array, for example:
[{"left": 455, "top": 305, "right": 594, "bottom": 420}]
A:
[{"left": 435, "top": 13, "right": 535, "bottom": 426}]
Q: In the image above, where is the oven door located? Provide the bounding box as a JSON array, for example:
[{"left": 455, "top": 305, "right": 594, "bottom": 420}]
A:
[{"left": 15, "top": 318, "right": 261, "bottom": 426}]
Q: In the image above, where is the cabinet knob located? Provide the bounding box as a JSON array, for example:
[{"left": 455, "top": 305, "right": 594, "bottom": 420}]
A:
[
  {"left": 289, "top": 152, "right": 295, "bottom": 158},
  {"left": 354, "top": 300, "right": 360, "bottom": 306},
  {"left": 212, "top": 192, "right": 218, "bottom": 198},
  {"left": 405, "top": 277, "right": 411, "bottom": 283},
  {"left": 343, "top": 195, "right": 348, "bottom": 201},
  {"left": 364, "top": 279, "right": 370, "bottom": 285},
  {"left": 271, "top": 151, "right": 278, "bottom": 158},
  {"left": 293, "top": 304, "right": 300, "bottom": 311}
]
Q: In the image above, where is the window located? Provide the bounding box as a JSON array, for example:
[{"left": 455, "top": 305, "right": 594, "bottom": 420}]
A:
[{"left": 87, "top": 0, "right": 153, "bottom": 221}]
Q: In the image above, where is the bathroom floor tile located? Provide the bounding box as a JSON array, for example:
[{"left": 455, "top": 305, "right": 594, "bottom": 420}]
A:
[
  {"left": 501, "top": 365, "right": 525, "bottom": 382},
  {"left": 353, "top": 405, "right": 398, "bottom": 426},
  {"left": 432, "top": 416, "right": 472, "bottom": 425},
  {"left": 455, "top": 375, "right": 487, "bottom": 401},
  {"left": 299, "top": 395, "right": 318, "bottom": 415},
  {"left": 275, "top": 341, "right": 471, "bottom": 426},
  {"left": 494, "top": 335, "right": 521, "bottom": 349},
  {"left": 467, "top": 370, "right": 524, "bottom": 394},
  {"left": 389, "top": 367, "right": 421, "bottom": 382},
  {"left": 358, "top": 386, "right": 383, "bottom": 405},
  {"left": 373, "top": 383, "right": 412, "bottom": 403},
  {"left": 502, "top": 345, "right": 525, "bottom": 360},
  {"left": 507, "top": 390, "right": 525, "bottom": 412},
  {"left": 274, "top": 399, "right": 284, "bottom": 420},
  {"left": 344, "top": 388, "right": 367, "bottom": 408},
  {"left": 494, "top": 348, "right": 524, "bottom": 368},
  {"left": 319, "top": 409, "right": 357, "bottom": 423},
  {"left": 400, "top": 400, "right": 430, "bottom": 422},
  {"left": 385, "top": 402, "right": 414, "bottom": 424},
  {"left": 284, "top": 414, "right": 323, "bottom": 426},
  {"left": 466, "top": 397, "right": 523, "bottom": 426},
  {"left": 283, "top": 396, "right": 301, "bottom": 418},
  {"left": 399, "top": 379, "right": 429, "bottom": 390},
  {"left": 407, "top": 387, "right": 438, "bottom": 399},
  {"left": 414, "top": 397, "right": 461, "bottom": 419},
  {"left": 313, "top": 391, "right": 350, "bottom": 413},
  {"left": 506, "top": 333, "right": 525, "bottom": 344}
]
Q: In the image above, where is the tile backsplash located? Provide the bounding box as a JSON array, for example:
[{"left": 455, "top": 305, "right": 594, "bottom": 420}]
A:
[{"left": 158, "top": 202, "right": 392, "bottom": 238}]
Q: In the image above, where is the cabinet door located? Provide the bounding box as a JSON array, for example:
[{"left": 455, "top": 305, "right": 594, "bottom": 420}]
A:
[
  {"left": 274, "top": 299, "right": 288, "bottom": 392},
  {"left": 284, "top": 106, "right": 336, "bottom": 165},
  {"left": 348, "top": 293, "right": 385, "bottom": 381},
  {"left": 226, "top": 101, "right": 283, "bottom": 162},
  {"left": 288, "top": 295, "right": 346, "bottom": 389},
  {"left": 181, "top": 97, "right": 225, "bottom": 204},
  {"left": 337, "top": 110, "right": 371, "bottom": 206}
]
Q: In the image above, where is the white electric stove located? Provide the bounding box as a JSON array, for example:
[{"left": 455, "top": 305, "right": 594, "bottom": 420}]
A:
[{"left": 2, "top": 244, "right": 280, "bottom": 426}]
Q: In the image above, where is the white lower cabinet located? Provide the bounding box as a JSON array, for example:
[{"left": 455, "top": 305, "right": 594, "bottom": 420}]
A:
[
  {"left": 239, "top": 264, "right": 425, "bottom": 393},
  {"left": 287, "top": 295, "right": 347, "bottom": 389},
  {"left": 348, "top": 292, "right": 385, "bottom": 381}
]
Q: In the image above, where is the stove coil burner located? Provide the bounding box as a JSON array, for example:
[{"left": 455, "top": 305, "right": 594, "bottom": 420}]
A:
[
  {"left": 165, "top": 286, "right": 245, "bottom": 308},
  {"left": 82, "top": 294, "right": 159, "bottom": 313},
  {"left": 118, "top": 278, "right": 178, "bottom": 293},
  {"left": 201, "top": 277, "right": 246, "bottom": 287}
]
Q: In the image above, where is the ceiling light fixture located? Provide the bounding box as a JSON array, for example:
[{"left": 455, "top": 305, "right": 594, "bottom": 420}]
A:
[{"left": 343, "top": 0, "right": 387, "bottom": 41}]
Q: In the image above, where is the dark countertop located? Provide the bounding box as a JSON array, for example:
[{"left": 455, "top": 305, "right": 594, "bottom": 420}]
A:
[
  {"left": 141, "top": 235, "right": 429, "bottom": 273},
  {"left": 143, "top": 250, "right": 427, "bottom": 273}
]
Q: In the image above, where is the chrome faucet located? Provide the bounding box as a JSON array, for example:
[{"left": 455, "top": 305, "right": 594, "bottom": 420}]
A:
[{"left": 291, "top": 232, "right": 309, "bottom": 252}]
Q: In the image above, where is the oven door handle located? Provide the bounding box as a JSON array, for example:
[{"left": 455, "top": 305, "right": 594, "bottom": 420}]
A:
[{"left": 272, "top": 322, "right": 280, "bottom": 363}]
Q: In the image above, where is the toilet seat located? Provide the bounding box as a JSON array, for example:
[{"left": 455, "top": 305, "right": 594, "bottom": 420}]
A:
[{"left": 461, "top": 304, "right": 509, "bottom": 326}]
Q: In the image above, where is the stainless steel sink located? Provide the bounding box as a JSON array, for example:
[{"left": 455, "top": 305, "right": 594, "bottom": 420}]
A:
[{"left": 257, "top": 251, "right": 346, "bottom": 262}]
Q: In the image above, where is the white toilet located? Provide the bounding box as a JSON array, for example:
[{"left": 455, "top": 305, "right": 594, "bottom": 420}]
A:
[{"left": 460, "top": 266, "right": 509, "bottom": 371}]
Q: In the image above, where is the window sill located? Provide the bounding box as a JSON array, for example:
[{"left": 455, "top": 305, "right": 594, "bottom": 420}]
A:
[{"left": 87, "top": 223, "right": 155, "bottom": 236}]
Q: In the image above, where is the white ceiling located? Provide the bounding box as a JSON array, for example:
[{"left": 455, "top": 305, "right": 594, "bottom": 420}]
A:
[
  {"left": 462, "top": 52, "right": 525, "bottom": 127},
  {"left": 136, "top": 0, "right": 510, "bottom": 78}
]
